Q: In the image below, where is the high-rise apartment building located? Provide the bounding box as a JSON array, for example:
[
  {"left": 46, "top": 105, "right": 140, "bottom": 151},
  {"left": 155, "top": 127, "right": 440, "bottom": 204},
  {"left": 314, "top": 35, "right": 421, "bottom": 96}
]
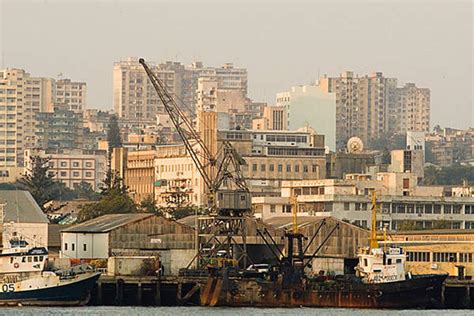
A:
[
  {"left": 113, "top": 57, "right": 181, "bottom": 120},
  {"left": 35, "top": 104, "right": 84, "bottom": 150},
  {"left": 389, "top": 83, "right": 430, "bottom": 134},
  {"left": 113, "top": 58, "right": 248, "bottom": 121},
  {"left": 318, "top": 71, "right": 398, "bottom": 151},
  {"left": 303, "top": 72, "right": 431, "bottom": 152},
  {"left": 55, "top": 79, "right": 87, "bottom": 113},
  {"left": 0, "top": 69, "right": 56, "bottom": 169},
  {"left": 0, "top": 68, "right": 87, "bottom": 180},
  {"left": 276, "top": 84, "right": 336, "bottom": 150}
]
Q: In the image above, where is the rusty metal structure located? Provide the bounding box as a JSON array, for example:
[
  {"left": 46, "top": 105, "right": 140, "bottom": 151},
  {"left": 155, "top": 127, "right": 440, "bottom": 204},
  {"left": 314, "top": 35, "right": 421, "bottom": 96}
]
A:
[{"left": 139, "top": 58, "right": 251, "bottom": 269}]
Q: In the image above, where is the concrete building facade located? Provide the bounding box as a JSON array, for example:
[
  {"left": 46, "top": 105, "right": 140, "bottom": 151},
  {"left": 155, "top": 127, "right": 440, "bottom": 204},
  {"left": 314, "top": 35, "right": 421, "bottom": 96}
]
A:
[
  {"left": 276, "top": 84, "right": 336, "bottom": 150},
  {"left": 253, "top": 176, "right": 474, "bottom": 232},
  {"left": 25, "top": 149, "right": 107, "bottom": 191},
  {"left": 54, "top": 78, "right": 87, "bottom": 113}
]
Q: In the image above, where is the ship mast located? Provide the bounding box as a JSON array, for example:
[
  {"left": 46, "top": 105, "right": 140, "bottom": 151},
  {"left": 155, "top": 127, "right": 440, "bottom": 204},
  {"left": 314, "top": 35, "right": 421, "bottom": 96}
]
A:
[{"left": 370, "top": 191, "right": 378, "bottom": 249}]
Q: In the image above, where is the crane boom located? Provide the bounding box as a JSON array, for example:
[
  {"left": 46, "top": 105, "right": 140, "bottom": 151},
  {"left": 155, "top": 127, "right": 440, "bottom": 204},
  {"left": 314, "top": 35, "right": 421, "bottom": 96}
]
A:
[
  {"left": 139, "top": 58, "right": 250, "bottom": 215},
  {"left": 139, "top": 58, "right": 215, "bottom": 192}
]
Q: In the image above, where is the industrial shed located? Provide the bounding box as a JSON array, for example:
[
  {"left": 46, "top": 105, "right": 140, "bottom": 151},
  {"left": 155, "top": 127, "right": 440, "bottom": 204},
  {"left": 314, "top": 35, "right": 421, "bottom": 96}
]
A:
[
  {"left": 0, "top": 190, "right": 49, "bottom": 249},
  {"left": 60, "top": 213, "right": 195, "bottom": 275},
  {"left": 264, "top": 216, "right": 370, "bottom": 275},
  {"left": 178, "top": 215, "right": 285, "bottom": 266}
]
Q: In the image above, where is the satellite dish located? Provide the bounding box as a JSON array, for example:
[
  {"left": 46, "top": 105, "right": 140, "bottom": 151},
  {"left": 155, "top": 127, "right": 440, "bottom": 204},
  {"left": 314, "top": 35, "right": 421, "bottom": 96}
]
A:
[{"left": 347, "top": 137, "right": 364, "bottom": 153}]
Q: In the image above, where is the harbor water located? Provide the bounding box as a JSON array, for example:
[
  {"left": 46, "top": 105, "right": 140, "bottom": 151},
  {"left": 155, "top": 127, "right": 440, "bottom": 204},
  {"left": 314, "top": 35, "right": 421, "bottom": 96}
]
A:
[{"left": 0, "top": 307, "right": 472, "bottom": 316}]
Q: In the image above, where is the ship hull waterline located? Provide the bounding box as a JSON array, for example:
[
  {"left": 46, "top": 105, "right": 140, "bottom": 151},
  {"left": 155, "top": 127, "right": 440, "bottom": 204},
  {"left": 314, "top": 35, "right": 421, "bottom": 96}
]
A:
[
  {"left": 0, "top": 272, "right": 101, "bottom": 307},
  {"left": 203, "top": 274, "right": 447, "bottom": 309}
]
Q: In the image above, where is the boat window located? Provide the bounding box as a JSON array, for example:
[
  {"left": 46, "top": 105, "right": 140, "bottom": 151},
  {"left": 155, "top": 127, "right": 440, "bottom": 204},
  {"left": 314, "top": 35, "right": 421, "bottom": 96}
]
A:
[
  {"left": 396, "top": 259, "right": 402, "bottom": 263},
  {"left": 39, "top": 256, "right": 44, "bottom": 261},
  {"left": 64, "top": 243, "right": 68, "bottom": 251},
  {"left": 22, "top": 257, "right": 26, "bottom": 263},
  {"left": 28, "top": 257, "right": 32, "bottom": 263},
  {"left": 374, "top": 269, "right": 382, "bottom": 273},
  {"left": 34, "top": 256, "right": 38, "bottom": 262},
  {"left": 387, "top": 259, "right": 392, "bottom": 265},
  {"left": 10, "top": 257, "right": 13, "bottom": 264},
  {"left": 364, "top": 259, "right": 368, "bottom": 267}
]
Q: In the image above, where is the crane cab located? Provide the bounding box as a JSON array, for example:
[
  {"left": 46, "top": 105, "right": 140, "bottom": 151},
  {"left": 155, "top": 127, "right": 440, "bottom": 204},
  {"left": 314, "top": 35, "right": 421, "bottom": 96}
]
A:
[{"left": 216, "top": 190, "right": 251, "bottom": 216}]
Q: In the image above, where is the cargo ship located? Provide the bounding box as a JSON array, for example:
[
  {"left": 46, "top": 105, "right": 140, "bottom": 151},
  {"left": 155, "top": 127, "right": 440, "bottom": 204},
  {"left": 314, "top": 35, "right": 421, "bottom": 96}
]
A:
[
  {"left": 0, "top": 239, "right": 100, "bottom": 306},
  {"left": 201, "top": 192, "right": 448, "bottom": 308}
]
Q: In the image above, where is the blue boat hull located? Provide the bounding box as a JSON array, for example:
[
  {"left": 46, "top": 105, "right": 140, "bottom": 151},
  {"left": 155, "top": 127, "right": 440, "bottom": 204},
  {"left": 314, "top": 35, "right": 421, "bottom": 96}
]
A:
[{"left": 0, "top": 273, "right": 101, "bottom": 306}]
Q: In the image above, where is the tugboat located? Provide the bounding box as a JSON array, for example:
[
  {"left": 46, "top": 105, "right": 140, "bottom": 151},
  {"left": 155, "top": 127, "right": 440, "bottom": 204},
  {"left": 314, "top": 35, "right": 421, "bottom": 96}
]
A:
[
  {"left": 0, "top": 235, "right": 100, "bottom": 306},
  {"left": 201, "top": 192, "right": 448, "bottom": 308}
]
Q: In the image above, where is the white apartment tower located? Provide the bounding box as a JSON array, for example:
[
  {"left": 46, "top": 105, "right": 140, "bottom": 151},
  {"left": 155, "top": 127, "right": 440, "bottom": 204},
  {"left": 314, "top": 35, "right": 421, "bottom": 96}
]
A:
[
  {"left": 55, "top": 79, "right": 87, "bottom": 113},
  {"left": 113, "top": 57, "right": 181, "bottom": 120}
]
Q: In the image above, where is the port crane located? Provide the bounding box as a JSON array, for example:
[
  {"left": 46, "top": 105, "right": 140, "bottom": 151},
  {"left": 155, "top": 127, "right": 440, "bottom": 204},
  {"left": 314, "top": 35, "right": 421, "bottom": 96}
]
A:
[{"left": 139, "top": 58, "right": 251, "bottom": 268}]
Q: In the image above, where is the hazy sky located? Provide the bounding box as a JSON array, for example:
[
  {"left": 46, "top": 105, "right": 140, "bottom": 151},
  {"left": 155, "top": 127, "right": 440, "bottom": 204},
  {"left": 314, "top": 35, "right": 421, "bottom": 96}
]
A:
[{"left": 1, "top": 0, "right": 472, "bottom": 129}]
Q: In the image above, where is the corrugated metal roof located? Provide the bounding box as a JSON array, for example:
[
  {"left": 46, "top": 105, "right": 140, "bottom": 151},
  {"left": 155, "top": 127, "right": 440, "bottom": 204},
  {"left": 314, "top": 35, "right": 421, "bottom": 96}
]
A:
[
  {"left": 263, "top": 216, "right": 368, "bottom": 232},
  {"left": 61, "top": 213, "right": 154, "bottom": 233},
  {"left": 0, "top": 190, "right": 48, "bottom": 224}
]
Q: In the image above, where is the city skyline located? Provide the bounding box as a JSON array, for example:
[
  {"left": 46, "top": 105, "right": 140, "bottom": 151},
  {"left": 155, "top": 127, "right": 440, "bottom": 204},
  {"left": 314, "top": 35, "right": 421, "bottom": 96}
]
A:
[{"left": 1, "top": 1, "right": 472, "bottom": 129}]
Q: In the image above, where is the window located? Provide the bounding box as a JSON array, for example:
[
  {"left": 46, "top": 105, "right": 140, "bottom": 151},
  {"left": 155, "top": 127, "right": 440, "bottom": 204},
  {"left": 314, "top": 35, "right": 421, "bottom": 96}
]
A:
[
  {"left": 72, "top": 243, "right": 75, "bottom": 251},
  {"left": 85, "top": 162, "right": 93, "bottom": 168},
  {"left": 83, "top": 244, "right": 87, "bottom": 251},
  {"left": 269, "top": 164, "right": 274, "bottom": 172},
  {"left": 60, "top": 161, "right": 67, "bottom": 167},
  {"left": 344, "top": 203, "right": 350, "bottom": 211},
  {"left": 312, "top": 165, "right": 318, "bottom": 173},
  {"left": 434, "top": 204, "right": 441, "bottom": 214},
  {"left": 294, "top": 165, "right": 299, "bottom": 172},
  {"left": 73, "top": 172, "right": 80, "bottom": 177},
  {"left": 85, "top": 172, "right": 92, "bottom": 177},
  {"left": 278, "top": 164, "right": 283, "bottom": 172},
  {"left": 270, "top": 205, "right": 276, "bottom": 213},
  {"left": 433, "top": 252, "right": 456, "bottom": 262},
  {"left": 72, "top": 161, "right": 80, "bottom": 168},
  {"left": 28, "top": 257, "right": 32, "bottom": 263},
  {"left": 252, "top": 164, "right": 257, "bottom": 172},
  {"left": 260, "top": 164, "right": 266, "bottom": 172},
  {"left": 403, "top": 178, "right": 410, "bottom": 189},
  {"left": 407, "top": 251, "right": 430, "bottom": 262},
  {"left": 460, "top": 253, "right": 473, "bottom": 263},
  {"left": 465, "top": 205, "right": 474, "bottom": 214},
  {"left": 355, "top": 203, "right": 361, "bottom": 211},
  {"left": 425, "top": 204, "right": 432, "bottom": 214},
  {"left": 64, "top": 243, "right": 68, "bottom": 251},
  {"left": 453, "top": 205, "right": 462, "bottom": 214},
  {"left": 444, "top": 205, "right": 452, "bottom": 214},
  {"left": 303, "top": 165, "right": 308, "bottom": 173},
  {"left": 286, "top": 165, "right": 291, "bottom": 172},
  {"left": 34, "top": 256, "right": 38, "bottom": 262}
]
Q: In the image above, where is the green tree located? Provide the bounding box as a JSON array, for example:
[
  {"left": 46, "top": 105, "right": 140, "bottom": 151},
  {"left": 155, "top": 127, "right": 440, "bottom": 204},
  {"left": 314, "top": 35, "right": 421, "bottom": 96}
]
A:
[
  {"left": 432, "top": 220, "right": 451, "bottom": 230},
  {"left": 139, "top": 194, "right": 162, "bottom": 216},
  {"left": 73, "top": 181, "right": 100, "bottom": 200},
  {"left": 107, "top": 115, "right": 122, "bottom": 149},
  {"left": 107, "top": 115, "right": 122, "bottom": 167},
  {"left": 397, "top": 220, "right": 421, "bottom": 231},
  {"left": 423, "top": 164, "right": 474, "bottom": 185},
  {"left": 77, "top": 172, "right": 137, "bottom": 222},
  {"left": 169, "top": 206, "right": 208, "bottom": 220},
  {"left": 17, "top": 156, "right": 59, "bottom": 210}
]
